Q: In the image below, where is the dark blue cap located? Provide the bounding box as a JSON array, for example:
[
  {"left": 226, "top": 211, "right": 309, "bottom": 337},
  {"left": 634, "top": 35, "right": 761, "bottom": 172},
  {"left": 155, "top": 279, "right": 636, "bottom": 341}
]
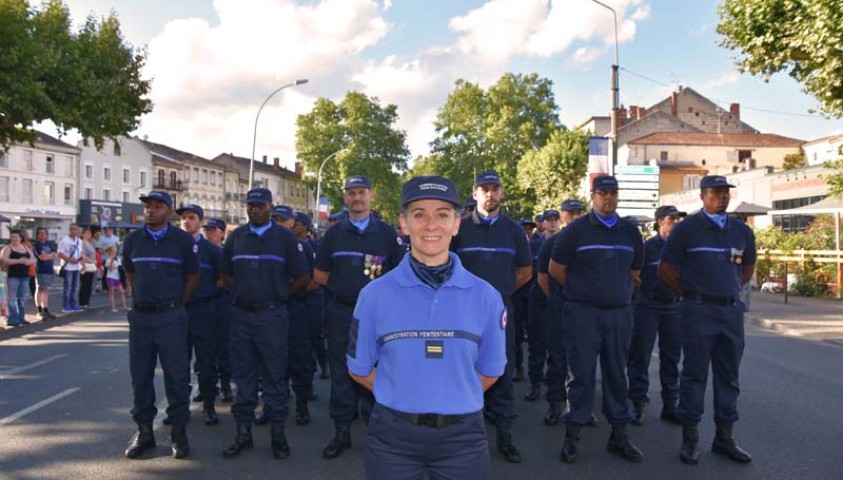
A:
[
  {"left": 542, "top": 209, "right": 560, "bottom": 218},
  {"left": 535, "top": 214, "right": 544, "bottom": 223},
  {"left": 561, "top": 199, "right": 584, "bottom": 211},
  {"left": 654, "top": 205, "right": 687, "bottom": 219},
  {"left": 402, "top": 175, "right": 460, "bottom": 208},
  {"left": 293, "top": 212, "right": 311, "bottom": 225},
  {"left": 592, "top": 175, "right": 619, "bottom": 191},
  {"left": 520, "top": 217, "right": 537, "bottom": 226},
  {"left": 474, "top": 171, "right": 502, "bottom": 187},
  {"left": 245, "top": 188, "right": 272, "bottom": 204},
  {"left": 202, "top": 218, "right": 226, "bottom": 231},
  {"left": 175, "top": 204, "right": 204, "bottom": 219},
  {"left": 328, "top": 211, "right": 347, "bottom": 222},
  {"left": 700, "top": 175, "right": 736, "bottom": 189},
  {"left": 344, "top": 175, "right": 372, "bottom": 190},
  {"left": 271, "top": 205, "right": 293, "bottom": 220},
  {"left": 139, "top": 191, "right": 173, "bottom": 208},
  {"left": 464, "top": 196, "right": 477, "bottom": 208}
]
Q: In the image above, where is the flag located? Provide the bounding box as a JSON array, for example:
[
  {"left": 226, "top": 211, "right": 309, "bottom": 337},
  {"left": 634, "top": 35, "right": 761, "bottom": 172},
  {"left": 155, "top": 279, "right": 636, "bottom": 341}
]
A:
[{"left": 588, "top": 136, "right": 610, "bottom": 186}]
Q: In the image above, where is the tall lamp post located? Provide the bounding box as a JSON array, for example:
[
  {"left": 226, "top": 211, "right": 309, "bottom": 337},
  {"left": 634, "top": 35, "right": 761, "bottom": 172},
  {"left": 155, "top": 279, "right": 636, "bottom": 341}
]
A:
[
  {"left": 249, "top": 78, "right": 309, "bottom": 189},
  {"left": 590, "top": 0, "right": 619, "bottom": 173},
  {"left": 315, "top": 148, "right": 348, "bottom": 221}
]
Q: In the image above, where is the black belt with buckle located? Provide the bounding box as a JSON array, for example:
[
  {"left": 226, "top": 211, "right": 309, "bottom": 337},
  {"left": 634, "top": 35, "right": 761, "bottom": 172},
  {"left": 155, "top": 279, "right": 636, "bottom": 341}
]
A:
[
  {"left": 684, "top": 292, "right": 737, "bottom": 306},
  {"left": 133, "top": 301, "right": 181, "bottom": 313},
  {"left": 330, "top": 293, "right": 358, "bottom": 308},
  {"left": 233, "top": 298, "right": 283, "bottom": 312},
  {"left": 647, "top": 291, "right": 681, "bottom": 305},
  {"left": 384, "top": 406, "right": 469, "bottom": 429}
]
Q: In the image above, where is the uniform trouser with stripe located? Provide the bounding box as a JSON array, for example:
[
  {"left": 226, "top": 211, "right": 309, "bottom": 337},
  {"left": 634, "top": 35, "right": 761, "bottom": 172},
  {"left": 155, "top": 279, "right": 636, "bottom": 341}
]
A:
[
  {"left": 677, "top": 299, "right": 744, "bottom": 426},
  {"left": 365, "top": 403, "right": 489, "bottom": 480},
  {"left": 288, "top": 296, "right": 315, "bottom": 403},
  {"left": 129, "top": 307, "right": 191, "bottom": 426},
  {"left": 230, "top": 305, "right": 290, "bottom": 426},
  {"left": 627, "top": 300, "right": 681, "bottom": 405},
  {"left": 511, "top": 288, "right": 529, "bottom": 372},
  {"left": 187, "top": 301, "right": 219, "bottom": 400},
  {"left": 484, "top": 296, "right": 517, "bottom": 431},
  {"left": 327, "top": 298, "right": 374, "bottom": 427},
  {"left": 526, "top": 290, "right": 548, "bottom": 387},
  {"left": 563, "top": 301, "right": 633, "bottom": 427},
  {"left": 544, "top": 298, "right": 568, "bottom": 407},
  {"left": 215, "top": 293, "right": 232, "bottom": 386}
]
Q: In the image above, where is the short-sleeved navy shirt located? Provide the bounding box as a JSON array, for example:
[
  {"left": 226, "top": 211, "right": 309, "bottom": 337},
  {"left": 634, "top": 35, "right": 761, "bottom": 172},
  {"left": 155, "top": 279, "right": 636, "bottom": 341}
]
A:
[
  {"left": 551, "top": 212, "right": 644, "bottom": 308},
  {"left": 451, "top": 211, "right": 532, "bottom": 297},
  {"left": 191, "top": 236, "right": 221, "bottom": 302},
  {"left": 660, "top": 212, "right": 756, "bottom": 297},
  {"left": 221, "top": 223, "right": 309, "bottom": 304},
  {"left": 122, "top": 225, "right": 200, "bottom": 304},
  {"left": 315, "top": 218, "right": 405, "bottom": 298},
  {"left": 638, "top": 234, "right": 675, "bottom": 301},
  {"left": 33, "top": 240, "right": 56, "bottom": 275}
]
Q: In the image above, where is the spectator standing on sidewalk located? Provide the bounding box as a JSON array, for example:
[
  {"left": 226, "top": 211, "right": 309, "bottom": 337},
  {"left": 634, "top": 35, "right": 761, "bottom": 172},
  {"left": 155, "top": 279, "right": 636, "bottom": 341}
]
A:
[
  {"left": 1, "top": 230, "right": 36, "bottom": 326},
  {"left": 58, "top": 224, "right": 83, "bottom": 312},
  {"left": 32, "top": 227, "right": 58, "bottom": 320},
  {"left": 79, "top": 228, "right": 98, "bottom": 309},
  {"left": 20, "top": 230, "right": 36, "bottom": 300},
  {"left": 104, "top": 246, "right": 127, "bottom": 312}
]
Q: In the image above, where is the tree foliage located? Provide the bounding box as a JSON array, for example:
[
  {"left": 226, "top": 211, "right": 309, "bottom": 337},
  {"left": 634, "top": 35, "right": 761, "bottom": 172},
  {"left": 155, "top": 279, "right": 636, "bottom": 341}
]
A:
[
  {"left": 0, "top": 0, "right": 151, "bottom": 148},
  {"left": 717, "top": 0, "right": 843, "bottom": 117},
  {"left": 516, "top": 128, "right": 590, "bottom": 216},
  {"left": 295, "top": 92, "right": 409, "bottom": 218},
  {"left": 782, "top": 152, "right": 807, "bottom": 170}
]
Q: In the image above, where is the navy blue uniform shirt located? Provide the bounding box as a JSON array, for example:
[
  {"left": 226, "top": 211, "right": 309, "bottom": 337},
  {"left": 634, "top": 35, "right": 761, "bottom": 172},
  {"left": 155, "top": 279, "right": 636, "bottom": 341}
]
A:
[
  {"left": 537, "top": 233, "right": 564, "bottom": 303},
  {"left": 451, "top": 211, "right": 532, "bottom": 297},
  {"left": 192, "top": 236, "right": 221, "bottom": 301},
  {"left": 222, "top": 223, "right": 309, "bottom": 304},
  {"left": 123, "top": 226, "right": 200, "bottom": 304},
  {"left": 660, "top": 212, "right": 756, "bottom": 297},
  {"left": 315, "top": 218, "right": 405, "bottom": 297},
  {"left": 551, "top": 212, "right": 644, "bottom": 308},
  {"left": 638, "top": 234, "right": 675, "bottom": 301}
]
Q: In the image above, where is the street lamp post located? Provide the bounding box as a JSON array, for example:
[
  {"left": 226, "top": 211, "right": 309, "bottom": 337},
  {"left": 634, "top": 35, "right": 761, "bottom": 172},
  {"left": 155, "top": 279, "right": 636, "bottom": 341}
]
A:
[
  {"left": 315, "top": 148, "right": 348, "bottom": 222},
  {"left": 249, "top": 78, "right": 309, "bottom": 189},
  {"left": 589, "top": 0, "right": 620, "bottom": 174}
]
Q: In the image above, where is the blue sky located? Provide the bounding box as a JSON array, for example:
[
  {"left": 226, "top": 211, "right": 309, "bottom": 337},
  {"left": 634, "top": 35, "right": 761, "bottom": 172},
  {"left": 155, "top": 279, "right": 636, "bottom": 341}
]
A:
[{"left": 53, "top": 0, "right": 842, "bottom": 167}]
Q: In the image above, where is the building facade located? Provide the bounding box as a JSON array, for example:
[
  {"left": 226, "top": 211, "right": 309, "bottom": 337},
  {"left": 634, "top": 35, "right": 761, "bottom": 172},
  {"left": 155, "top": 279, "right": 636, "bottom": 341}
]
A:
[{"left": 78, "top": 136, "right": 152, "bottom": 207}]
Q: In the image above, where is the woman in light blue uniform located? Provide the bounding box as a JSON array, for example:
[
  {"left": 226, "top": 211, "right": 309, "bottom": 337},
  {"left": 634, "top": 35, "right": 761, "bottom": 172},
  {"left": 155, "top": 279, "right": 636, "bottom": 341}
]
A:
[{"left": 348, "top": 175, "right": 507, "bottom": 480}]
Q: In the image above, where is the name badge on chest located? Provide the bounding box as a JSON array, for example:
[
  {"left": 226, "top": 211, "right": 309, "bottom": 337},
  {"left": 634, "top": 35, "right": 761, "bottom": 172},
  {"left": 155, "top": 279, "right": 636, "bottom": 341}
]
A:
[
  {"left": 730, "top": 248, "right": 744, "bottom": 264},
  {"left": 425, "top": 340, "right": 444, "bottom": 359}
]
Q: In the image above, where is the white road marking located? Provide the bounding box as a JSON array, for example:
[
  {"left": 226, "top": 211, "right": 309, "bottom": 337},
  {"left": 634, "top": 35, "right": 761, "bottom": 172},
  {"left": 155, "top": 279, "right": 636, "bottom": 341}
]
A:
[
  {"left": 0, "top": 354, "right": 69, "bottom": 381},
  {"left": 0, "top": 387, "right": 81, "bottom": 427}
]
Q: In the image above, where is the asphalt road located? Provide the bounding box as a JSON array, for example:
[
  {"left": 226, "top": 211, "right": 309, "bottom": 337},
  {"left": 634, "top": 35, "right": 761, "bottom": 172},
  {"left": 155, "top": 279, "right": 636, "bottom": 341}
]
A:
[{"left": 1, "top": 310, "right": 841, "bottom": 480}]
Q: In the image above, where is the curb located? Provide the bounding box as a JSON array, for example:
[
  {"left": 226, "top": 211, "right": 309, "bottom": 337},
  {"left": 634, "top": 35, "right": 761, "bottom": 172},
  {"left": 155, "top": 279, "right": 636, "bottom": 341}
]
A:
[
  {"left": 0, "top": 302, "right": 115, "bottom": 341},
  {"left": 745, "top": 314, "right": 803, "bottom": 338}
]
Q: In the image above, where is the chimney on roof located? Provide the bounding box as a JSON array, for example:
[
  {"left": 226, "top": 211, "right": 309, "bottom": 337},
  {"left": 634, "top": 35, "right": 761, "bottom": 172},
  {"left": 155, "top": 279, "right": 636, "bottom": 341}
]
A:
[
  {"left": 729, "top": 103, "right": 740, "bottom": 120},
  {"left": 637, "top": 106, "right": 646, "bottom": 118},
  {"left": 273, "top": 157, "right": 280, "bottom": 167},
  {"left": 629, "top": 105, "right": 638, "bottom": 121},
  {"left": 295, "top": 161, "right": 303, "bottom": 177},
  {"left": 262, "top": 155, "right": 267, "bottom": 163},
  {"left": 617, "top": 105, "right": 628, "bottom": 129},
  {"left": 671, "top": 92, "right": 678, "bottom": 116}
]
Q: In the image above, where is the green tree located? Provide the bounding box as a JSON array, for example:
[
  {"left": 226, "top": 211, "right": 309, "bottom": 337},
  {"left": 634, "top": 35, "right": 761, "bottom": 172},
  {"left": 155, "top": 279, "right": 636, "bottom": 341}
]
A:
[
  {"left": 823, "top": 144, "right": 843, "bottom": 197},
  {"left": 782, "top": 152, "right": 806, "bottom": 170},
  {"left": 295, "top": 92, "right": 409, "bottom": 218},
  {"left": 516, "top": 128, "right": 589, "bottom": 215},
  {"left": 0, "top": 0, "right": 151, "bottom": 148},
  {"left": 717, "top": 0, "right": 843, "bottom": 117}
]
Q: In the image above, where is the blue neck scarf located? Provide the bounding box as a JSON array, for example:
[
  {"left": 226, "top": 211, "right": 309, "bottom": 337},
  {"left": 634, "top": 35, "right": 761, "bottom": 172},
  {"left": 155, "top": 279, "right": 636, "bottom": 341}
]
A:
[
  {"left": 702, "top": 210, "right": 728, "bottom": 230},
  {"left": 409, "top": 255, "right": 455, "bottom": 290},
  {"left": 595, "top": 212, "right": 618, "bottom": 228},
  {"left": 249, "top": 222, "right": 272, "bottom": 237},
  {"left": 146, "top": 224, "right": 168, "bottom": 241},
  {"left": 349, "top": 215, "right": 371, "bottom": 232},
  {"left": 477, "top": 212, "right": 499, "bottom": 225}
]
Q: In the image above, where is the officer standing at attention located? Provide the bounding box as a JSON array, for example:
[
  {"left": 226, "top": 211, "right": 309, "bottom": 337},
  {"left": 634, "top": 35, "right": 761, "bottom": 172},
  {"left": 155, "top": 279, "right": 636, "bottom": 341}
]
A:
[
  {"left": 512, "top": 217, "right": 537, "bottom": 383},
  {"left": 451, "top": 171, "right": 532, "bottom": 464},
  {"left": 122, "top": 191, "right": 199, "bottom": 460},
  {"left": 202, "top": 218, "right": 234, "bottom": 403},
  {"left": 314, "top": 175, "right": 405, "bottom": 460},
  {"left": 221, "top": 188, "right": 309, "bottom": 460},
  {"left": 348, "top": 175, "right": 507, "bottom": 480},
  {"left": 549, "top": 175, "right": 644, "bottom": 463},
  {"left": 176, "top": 204, "right": 222, "bottom": 426},
  {"left": 292, "top": 213, "right": 329, "bottom": 380},
  {"left": 658, "top": 175, "right": 755, "bottom": 465},
  {"left": 627, "top": 205, "right": 685, "bottom": 426}
]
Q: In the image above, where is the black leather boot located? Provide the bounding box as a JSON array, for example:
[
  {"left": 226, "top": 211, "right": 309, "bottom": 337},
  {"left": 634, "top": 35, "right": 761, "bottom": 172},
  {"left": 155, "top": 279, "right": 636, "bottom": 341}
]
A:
[
  {"left": 496, "top": 428, "right": 522, "bottom": 463},
  {"left": 587, "top": 412, "right": 600, "bottom": 427},
  {"left": 712, "top": 423, "right": 752, "bottom": 463},
  {"left": 124, "top": 424, "right": 155, "bottom": 459},
  {"left": 560, "top": 425, "right": 580, "bottom": 463},
  {"left": 660, "top": 404, "right": 681, "bottom": 425},
  {"left": 631, "top": 401, "right": 646, "bottom": 426},
  {"left": 318, "top": 359, "right": 329, "bottom": 379},
  {"left": 295, "top": 401, "right": 311, "bottom": 426},
  {"left": 543, "top": 403, "right": 562, "bottom": 426},
  {"left": 512, "top": 366, "right": 525, "bottom": 383},
  {"left": 162, "top": 416, "right": 173, "bottom": 426},
  {"left": 203, "top": 400, "right": 219, "bottom": 426},
  {"left": 607, "top": 425, "right": 643, "bottom": 462},
  {"left": 322, "top": 426, "right": 351, "bottom": 459},
  {"left": 220, "top": 384, "right": 234, "bottom": 403},
  {"left": 270, "top": 423, "right": 291, "bottom": 459},
  {"left": 222, "top": 424, "right": 253, "bottom": 458},
  {"left": 524, "top": 383, "right": 541, "bottom": 401},
  {"left": 680, "top": 424, "right": 700, "bottom": 465},
  {"left": 171, "top": 424, "right": 190, "bottom": 459},
  {"left": 254, "top": 406, "right": 269, "bottom": 426}
]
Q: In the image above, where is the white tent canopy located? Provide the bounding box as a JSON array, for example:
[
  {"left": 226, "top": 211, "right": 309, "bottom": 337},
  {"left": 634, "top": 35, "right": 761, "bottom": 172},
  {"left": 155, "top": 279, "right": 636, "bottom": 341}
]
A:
[{"left": 768, "top": 195, "right": 843, "bottom": 216}]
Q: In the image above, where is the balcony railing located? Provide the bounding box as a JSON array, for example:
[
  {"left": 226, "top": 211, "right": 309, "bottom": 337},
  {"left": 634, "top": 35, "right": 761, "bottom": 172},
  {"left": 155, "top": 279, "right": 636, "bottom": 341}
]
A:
[{"left": 153, "top": 180, "right": 183, "bottom": 191}]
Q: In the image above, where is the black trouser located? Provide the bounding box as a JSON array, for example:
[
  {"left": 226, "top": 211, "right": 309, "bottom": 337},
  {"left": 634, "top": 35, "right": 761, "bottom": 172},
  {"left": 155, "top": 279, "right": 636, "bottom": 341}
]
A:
[
  {"left": 326, "top": 297, "right": 374, "bottom": 427},
  {"left": 79, "top": 272, "right": 95, "bottom": 307},
  {"left": 484, "top": 296, "right": 517, "bottom": 431},
  {"left": 288, "top": 296, "right": 315, "bottom": 403},
  {"left": 511, "top": 287, "right": 529, "bottom": 371},
  {"left": 544, "top": 297, "right": 568, "bottom": 407},
  {"left": 307, "top": 289, "right": 327, "bottom": 371},
  {"left": 215, "top": 293, "right": 232, "bottom": 387},
  {"left": 526, "top": 288, "right": 548, "bottom": 387},
  {"left": 187, "top": 301, "right": 218, "bottom": 401},
  {"left": 627, "top": 299, "right": 681, "bottom": 406}
]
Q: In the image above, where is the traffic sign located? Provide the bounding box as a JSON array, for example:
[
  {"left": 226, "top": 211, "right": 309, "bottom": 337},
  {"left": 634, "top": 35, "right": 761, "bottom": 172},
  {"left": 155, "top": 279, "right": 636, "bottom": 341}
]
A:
[
  {"left": 615, "top": 165, "right": 659, "bottom": 175},
  {"left": 618, "top": 181, "right": 659, "bottom": 190},
  {"left": 616, "top": 164, "right": 661, "bottom": 219},
  {"left": 618, "top": 190, "right": 659, "bottom": 201}
]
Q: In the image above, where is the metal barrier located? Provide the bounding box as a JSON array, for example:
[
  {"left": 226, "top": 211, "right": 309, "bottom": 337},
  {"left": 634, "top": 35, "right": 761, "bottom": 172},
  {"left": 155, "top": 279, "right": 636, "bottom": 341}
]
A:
[{"left": 758, "top": 249, "right": 843, "bottom": 302}]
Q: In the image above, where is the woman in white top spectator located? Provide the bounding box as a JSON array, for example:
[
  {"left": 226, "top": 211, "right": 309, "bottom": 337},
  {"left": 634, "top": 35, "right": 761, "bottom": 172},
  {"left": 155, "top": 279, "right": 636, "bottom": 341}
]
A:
[
  {"left": 79, "top": 228, "right": 98, "bottom": 309},
  {"left": 2, "top": 230, "right": 36, "bottom": 327}
]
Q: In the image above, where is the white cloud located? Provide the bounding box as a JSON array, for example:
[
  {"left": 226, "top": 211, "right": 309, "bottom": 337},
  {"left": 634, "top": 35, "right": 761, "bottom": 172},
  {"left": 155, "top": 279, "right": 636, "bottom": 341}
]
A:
[
  {"left": 702, "top": 71, "right": 741, "bottom": 90},
  {"left": 382, "top": 0, "right": 392, "bottom": 12}
]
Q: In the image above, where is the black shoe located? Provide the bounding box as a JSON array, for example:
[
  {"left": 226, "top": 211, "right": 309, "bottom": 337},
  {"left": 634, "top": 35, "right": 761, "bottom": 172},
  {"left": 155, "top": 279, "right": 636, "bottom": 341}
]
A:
[
  {"left": 631, "top": 401, "right": 645, "bottom": 426},
  {"left": 308, "top": 391, "right": 318, "bottom": 402},
  {"left": 660, "top": 407, "right": 682, "bottom": 425},
  {"left": 587, "top": 413, "right": 599, "bottom": 427},
  {"left": 124, "top": 424, "right": 155, "bottom": 459},
  {"left": 271, "top": 423, "right": 291, "bottom": 459},
  {"left": 560, "top": 426, "right": 580, "bottom": 463},
  {"left": 512, "top": 367, "right": 525, "bottom": 383},
  {"left": 192, "top": 393, "right": 204, "bottom": 403},
  {"left": 322, "top": 427, "right": 352, "bottom": 459},
  {"left": 204, "top": 403, "right": 219, "bottom": 426},
  {"left": 524, "top": 384, "right": 541, "bottom": 402},
  {"left": 254, "top": 409, "right": 269, "bottom": 426},
  {"left": 162, "top": 416, "right": 173, "bottom": 426},
  {"left": 680, "top": 425, "right": 700, "bottom": 465},
  {"left": 496, "top": 429, "right": 522, "bottom": 463},
  {"left": 220, "top": 387, "right": 234, "bottom": 403},
  {"left": 295, "top": 403, "right": 311, "bottom": 426},
  {"left": 607, "top": 425, "right": 643, "bottom": 462},
  {"left": 222, "top": 425, "right": 253, "bottom": 458},
  {"left": 544, "top": 404, "right": 562, "bottom": 426},
  {"left": 44, "top": 309, "right": 57, "bottom": 319},
  {"left": 171, "top": 425, "right": 190, "bottom": 459},
  {"left": 319, "top": 361, "right": 329, "bottom": 379},
  {"left": 712, "top": 424, "right": 752, "bottom": 463}
]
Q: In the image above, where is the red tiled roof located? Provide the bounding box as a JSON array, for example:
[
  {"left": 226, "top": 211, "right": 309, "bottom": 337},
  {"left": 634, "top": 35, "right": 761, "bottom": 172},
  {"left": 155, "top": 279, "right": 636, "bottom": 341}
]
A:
[{"left": 629, "top": 132, "right": 803, "bottom": 148}]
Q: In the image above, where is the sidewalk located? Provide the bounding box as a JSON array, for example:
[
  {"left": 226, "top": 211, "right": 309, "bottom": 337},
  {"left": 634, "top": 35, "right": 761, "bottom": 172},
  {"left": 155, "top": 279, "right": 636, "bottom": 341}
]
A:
[{"left": 746, "top": 291, "right": 843, "bottom": 346}]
